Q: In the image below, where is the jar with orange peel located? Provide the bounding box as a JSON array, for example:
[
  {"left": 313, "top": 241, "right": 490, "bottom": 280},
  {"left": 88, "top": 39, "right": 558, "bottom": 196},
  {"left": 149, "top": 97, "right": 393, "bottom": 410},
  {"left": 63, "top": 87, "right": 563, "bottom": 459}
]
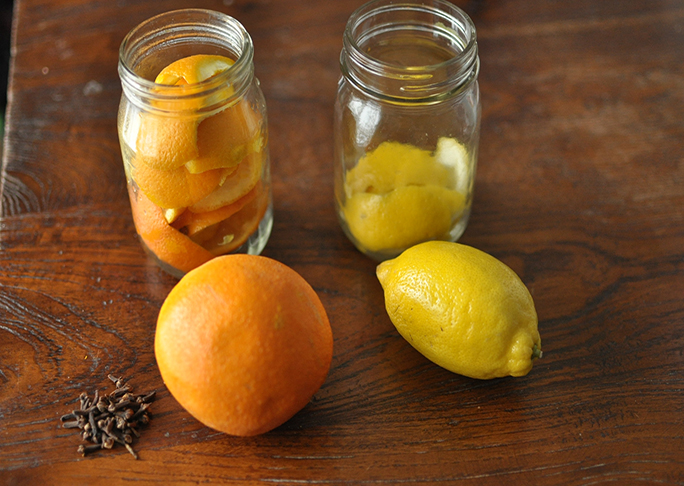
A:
[{"left": 117, "top": 9, "right": 272, "bottom": 277}]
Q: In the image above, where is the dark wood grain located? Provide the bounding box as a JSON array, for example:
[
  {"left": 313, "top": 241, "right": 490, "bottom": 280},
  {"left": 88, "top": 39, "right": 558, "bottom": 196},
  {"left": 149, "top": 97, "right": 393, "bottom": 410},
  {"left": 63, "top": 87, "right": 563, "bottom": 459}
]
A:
[{"left": 1, "top": 0, "right": 683, "bottom": 484}]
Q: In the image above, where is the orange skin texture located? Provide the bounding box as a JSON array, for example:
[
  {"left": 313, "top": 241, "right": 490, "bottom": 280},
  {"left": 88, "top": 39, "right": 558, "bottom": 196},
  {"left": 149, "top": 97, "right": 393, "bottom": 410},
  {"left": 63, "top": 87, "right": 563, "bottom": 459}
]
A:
[
  {"left": 189, "top": 98, "right": 262, "bottom": 174},
  {"left": 132, "top": 157, "right": 227, "bottom": 210},
  {"left": 155, "top": 255, "right": 334, "bottom": 436},
  {"left": 136, "top": 113, "right": 199, "bottom": 171}
]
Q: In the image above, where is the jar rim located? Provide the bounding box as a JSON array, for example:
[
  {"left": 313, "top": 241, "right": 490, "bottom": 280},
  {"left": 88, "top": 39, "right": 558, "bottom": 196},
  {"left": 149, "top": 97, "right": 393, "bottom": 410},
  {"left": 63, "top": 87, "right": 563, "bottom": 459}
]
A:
[
  {"left": 341, "top": 0, "right": 479, "bottom": 102},
  {"left": 118, "top": 9, "right": 254, "bottom": 107}
]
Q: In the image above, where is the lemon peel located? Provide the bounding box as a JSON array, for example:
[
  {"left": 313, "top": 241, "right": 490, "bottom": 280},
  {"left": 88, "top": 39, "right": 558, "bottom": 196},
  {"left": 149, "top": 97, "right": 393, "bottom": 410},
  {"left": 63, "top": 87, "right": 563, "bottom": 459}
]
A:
[
  {"left": 344, "top": 141, "right": 454, "bottom": 197},
  {"left": 376, "top": 241, "right": 542, "bottom": 379},
  {"left": 344, "top": 185, "right": 464, "bottom": 253},
  {"left": 341, "top": 139, "right": 471, "bottom": 256}
]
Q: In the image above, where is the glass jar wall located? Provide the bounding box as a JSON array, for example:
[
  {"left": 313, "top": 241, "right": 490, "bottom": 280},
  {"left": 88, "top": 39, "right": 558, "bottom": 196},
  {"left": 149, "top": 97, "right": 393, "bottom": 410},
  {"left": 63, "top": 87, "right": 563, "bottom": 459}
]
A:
[
  {"left": 118, "top": 9, "right": 273, "bottom": 277},
  {"left": 334, "top": 0, "right": 481, "bottom": 261}
]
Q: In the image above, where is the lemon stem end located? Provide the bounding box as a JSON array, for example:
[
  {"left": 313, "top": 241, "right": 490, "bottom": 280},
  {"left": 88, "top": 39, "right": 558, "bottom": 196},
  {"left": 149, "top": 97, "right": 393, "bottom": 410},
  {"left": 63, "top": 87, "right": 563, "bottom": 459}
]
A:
[{"left": 532, "top": 344, "right": 543, "bottom": 360}]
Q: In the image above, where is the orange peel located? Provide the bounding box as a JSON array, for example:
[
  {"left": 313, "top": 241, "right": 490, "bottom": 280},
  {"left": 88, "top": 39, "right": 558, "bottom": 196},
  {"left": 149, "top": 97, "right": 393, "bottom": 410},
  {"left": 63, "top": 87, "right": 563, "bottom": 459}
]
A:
[
  {"left": 132, "top": 157, "right": 228, "bottom": 210},
  {"left": 190, "top": 183, "right": 269, "bottom": 255},
  {"left": 186, "top": 98, "right": 263, "bottom": 174},
  {"left": 135, "top": 55, "right": 239, "bottom": 172},
  {"left": 172, "top": 182, "right": 261, "bottom": 236},
  {"left": 189, "top": 151, "right": 263, "bottom": 213},
  {"left": 136, "top": 113, "right": 199, "bottom": 172},
  {"left": 127, "top": 184, "right": 214, "bottom": 275},
  {"left": 155, "top": 55, "right": 235, "bottom": 85},
  {"left": 127, "top": 54, "right": 269, "bottom": 272}
]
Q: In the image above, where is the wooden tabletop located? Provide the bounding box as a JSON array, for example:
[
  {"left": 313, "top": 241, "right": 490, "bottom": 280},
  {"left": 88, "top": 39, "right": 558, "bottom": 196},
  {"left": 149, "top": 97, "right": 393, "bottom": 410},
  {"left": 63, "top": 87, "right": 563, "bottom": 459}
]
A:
[{"left": 2, "top": 0, "right": 683, "bottom": 483}]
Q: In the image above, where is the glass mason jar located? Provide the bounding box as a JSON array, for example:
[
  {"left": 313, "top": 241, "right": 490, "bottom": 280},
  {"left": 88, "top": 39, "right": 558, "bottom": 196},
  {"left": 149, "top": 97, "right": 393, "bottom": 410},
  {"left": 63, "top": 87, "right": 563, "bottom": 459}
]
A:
[
  {"left": 118, "top": 9, "right": 273, "bottom": 277},
  {"left": 334, "top": 0, "right": 480, "bottom": 261}
]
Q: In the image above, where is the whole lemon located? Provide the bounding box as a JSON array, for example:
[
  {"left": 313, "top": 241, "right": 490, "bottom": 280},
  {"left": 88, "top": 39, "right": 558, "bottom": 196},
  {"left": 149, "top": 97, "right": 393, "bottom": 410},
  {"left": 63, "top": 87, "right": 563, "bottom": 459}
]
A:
[{"left": 376, "top": 241, "right": 541, "bottom": 379}]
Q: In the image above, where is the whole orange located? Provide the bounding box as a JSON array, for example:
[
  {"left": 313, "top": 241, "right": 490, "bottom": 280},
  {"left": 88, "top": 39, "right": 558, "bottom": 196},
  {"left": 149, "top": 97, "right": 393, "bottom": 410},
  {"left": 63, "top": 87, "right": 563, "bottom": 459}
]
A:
[{"left": 155, "top": 254, "right": 333, "bottom": 436}]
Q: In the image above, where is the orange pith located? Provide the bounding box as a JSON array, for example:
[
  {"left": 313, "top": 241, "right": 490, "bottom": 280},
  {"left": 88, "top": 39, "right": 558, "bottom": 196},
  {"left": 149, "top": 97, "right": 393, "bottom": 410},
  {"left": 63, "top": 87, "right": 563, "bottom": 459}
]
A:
[
  {"left": 155, "top": 254, "right": 334, "bottom": 437},
  {"left": 155, "top": 54, "right": 235, "bottom": 85}
]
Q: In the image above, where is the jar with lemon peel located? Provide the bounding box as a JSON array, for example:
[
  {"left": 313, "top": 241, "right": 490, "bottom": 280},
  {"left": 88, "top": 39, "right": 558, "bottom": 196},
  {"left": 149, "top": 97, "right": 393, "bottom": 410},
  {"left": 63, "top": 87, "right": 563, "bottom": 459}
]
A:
[
  {"left": 118, "top": 9, "right": 273, "bottom": 277},
  {"left": 334, "top": 0, "right": 481, "bottom": 261}
]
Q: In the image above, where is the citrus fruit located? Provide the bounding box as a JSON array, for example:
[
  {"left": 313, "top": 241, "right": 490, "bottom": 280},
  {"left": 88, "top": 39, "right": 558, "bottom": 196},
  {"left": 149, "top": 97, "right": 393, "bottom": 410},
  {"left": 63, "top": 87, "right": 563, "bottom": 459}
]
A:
[
  {"left": 189, "top": 182, "right": 270, "bottom": 255},
  {"left": 132, "top": 157, "right": 228, "bottom": 209},
  {"left": 135, "top": 54, "right": 242, "bottom": 173},
  {"left": 189, "top": 151, "right": 264, "bottom": 213},
  {"left": 155, "top": 254, "right": 333, "bottom": 436},
  {"left": 343, "top": 185, "right": 465, "bottom": 253},
  {"left": 155, "top": 54, "right": 234, "bottom": 85},
  {"left": 187, "top": 98, "right": 263, "bottom": 174},
  {"left": 127, "top": 53, "right": 269, "bottom": 275},
  {"left": 376, "top": 241, "right": 541, "bottom": 379},
  {"left": 171, "top": 182, "right": 261, "bottom": 236},
  {"left": 341, "top": 138, "right": 470, "bottom": 256},
  {"left": 136, "top": 114, "right": 199, "bottom": 172},
  {"left": 127, "top": 184, "right": 214, "bottom": 275},
  {"left": 344, "top": 140, "right": 455, "bottom": 196}
]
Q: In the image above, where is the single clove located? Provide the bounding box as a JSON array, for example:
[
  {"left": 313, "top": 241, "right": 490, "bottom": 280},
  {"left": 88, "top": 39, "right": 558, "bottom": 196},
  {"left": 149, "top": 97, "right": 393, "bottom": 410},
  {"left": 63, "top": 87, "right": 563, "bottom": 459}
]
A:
[{"left": 78, "top": 444, "right": 102, "bottom": 456}]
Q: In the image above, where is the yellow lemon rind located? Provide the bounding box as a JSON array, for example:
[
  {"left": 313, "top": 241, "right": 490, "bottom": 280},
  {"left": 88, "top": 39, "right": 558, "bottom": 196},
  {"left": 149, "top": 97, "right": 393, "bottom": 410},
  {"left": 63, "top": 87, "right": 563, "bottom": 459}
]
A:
[{"left": 376, "top": 241, "right": 541, "bottom": 380}]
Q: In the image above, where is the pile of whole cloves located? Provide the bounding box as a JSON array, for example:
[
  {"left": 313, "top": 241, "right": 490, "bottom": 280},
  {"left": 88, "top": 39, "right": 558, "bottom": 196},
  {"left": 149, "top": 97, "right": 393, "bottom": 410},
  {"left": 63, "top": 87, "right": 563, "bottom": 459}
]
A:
[{"left": 61, "top": 374, "right": 156, "bottom": 459}]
